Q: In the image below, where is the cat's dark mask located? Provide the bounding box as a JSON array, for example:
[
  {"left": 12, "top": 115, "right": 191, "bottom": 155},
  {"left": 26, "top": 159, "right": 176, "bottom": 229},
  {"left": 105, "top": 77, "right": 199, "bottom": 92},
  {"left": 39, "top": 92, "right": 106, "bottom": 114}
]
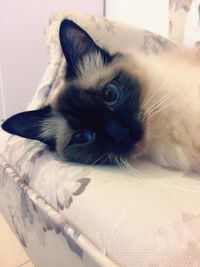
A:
[{"left": 2, "top": 19, "right": 144, "bottom": 165}]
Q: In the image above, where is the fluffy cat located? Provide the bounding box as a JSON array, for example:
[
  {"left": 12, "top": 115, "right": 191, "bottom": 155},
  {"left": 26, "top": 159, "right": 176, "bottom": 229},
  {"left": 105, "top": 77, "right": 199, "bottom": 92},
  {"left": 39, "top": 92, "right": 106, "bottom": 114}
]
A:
[{"left": 2, "top": 19, "right": 200, "bottom": 172}]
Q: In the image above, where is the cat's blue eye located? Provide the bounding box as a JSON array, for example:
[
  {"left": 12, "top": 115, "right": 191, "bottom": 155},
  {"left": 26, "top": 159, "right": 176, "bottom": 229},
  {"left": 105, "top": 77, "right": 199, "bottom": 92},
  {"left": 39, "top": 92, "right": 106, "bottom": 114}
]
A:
[
  {"left": 102, "top": 83, "right": 121, "bottom": 106},
  {"left": 71, "top": 130, "right": 95, "bottom": 144}
]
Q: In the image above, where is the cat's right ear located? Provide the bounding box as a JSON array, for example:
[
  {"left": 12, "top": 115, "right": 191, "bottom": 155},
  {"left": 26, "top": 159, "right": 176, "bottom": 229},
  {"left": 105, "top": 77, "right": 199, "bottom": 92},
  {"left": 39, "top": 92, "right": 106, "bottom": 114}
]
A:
[{"left": 59, "top": 19, "right": 100, "bottom": 73}]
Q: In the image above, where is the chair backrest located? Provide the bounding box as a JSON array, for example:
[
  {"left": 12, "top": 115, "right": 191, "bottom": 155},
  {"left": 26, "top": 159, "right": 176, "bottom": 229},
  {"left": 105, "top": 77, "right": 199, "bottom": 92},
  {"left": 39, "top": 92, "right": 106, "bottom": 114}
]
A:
[
  {"left": 169, "top": 0, "right": 193, "bottom": 45},
  {"left": 183, "top": 0, "right": 200, "bottom": 47}
]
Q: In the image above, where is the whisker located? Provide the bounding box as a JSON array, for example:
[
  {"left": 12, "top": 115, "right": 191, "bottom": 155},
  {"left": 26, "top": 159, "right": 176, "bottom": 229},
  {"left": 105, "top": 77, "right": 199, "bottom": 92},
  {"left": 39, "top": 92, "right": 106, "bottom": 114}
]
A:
[
  {"left": 89, "top": 152, "right": 108, "bottom": 166},
  {"left": 100, "top": 153, "right": 110, "bottom": 165},
  {"left": 146, "top": 104, "right": 172, "bottom": 121},
  {"left": 140, "top": 89, "right": 162, "bottom": 110},
  {"left": 120, "top": 158, "right": 147, "bottom": 178},
  {"left": 108, "top": 153, "right": 116, "bottom": 165},
  {"left": 144, "top": 92, "right": 171, "bottom": 115},
  {"left": 142, "top": 88, "right": 180, "bottom": 122},
  {"left": 115, "top": 156, "right": 122, "bottom": 168}
]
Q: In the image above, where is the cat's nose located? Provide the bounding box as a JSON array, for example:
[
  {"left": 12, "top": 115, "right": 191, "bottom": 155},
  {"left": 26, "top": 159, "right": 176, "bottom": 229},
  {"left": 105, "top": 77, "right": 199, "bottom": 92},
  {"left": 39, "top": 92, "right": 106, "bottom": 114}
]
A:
[{"left": 105, "top": 121, "right": 131, "bottom": 144}]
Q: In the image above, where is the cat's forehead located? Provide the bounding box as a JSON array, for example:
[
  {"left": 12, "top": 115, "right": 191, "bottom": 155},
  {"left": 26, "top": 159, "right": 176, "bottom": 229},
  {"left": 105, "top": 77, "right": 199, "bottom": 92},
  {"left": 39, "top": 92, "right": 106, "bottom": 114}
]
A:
[
  {"left": 74, "top": 51, "right": 118, "bottom": 89},
  {"left": 72, "top": 52, "right": 140, "bottom": 90},
  {"left": 76, "top": 52, "right": 106, "bottom": 78}
]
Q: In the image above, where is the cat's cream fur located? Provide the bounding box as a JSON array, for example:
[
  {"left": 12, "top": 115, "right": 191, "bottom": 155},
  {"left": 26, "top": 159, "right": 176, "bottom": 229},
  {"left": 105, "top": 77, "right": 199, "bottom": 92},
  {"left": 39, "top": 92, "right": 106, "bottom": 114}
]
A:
[{"left": 132, "top": 48, "right": 200, "bottom": 171}]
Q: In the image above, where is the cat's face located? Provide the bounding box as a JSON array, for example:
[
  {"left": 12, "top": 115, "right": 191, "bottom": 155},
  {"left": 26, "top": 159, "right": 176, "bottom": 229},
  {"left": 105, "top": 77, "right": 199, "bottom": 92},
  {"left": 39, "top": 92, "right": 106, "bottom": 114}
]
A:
[{"left": 2, "top": 19, "right": 144, "bottom": 165}]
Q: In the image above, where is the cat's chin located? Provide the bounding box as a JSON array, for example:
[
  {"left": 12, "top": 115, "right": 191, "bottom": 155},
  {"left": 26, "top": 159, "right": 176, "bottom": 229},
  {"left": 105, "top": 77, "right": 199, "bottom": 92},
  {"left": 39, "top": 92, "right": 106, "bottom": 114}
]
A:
[
  {"left": 128, "top": 139, "right": 147, "bottom": 160},
  {"left": 126, "top": 144, "right": 149, "bottom": 168}
]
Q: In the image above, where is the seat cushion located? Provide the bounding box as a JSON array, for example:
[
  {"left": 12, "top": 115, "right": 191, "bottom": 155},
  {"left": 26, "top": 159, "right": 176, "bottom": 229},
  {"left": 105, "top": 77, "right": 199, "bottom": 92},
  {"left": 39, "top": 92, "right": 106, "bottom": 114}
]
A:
[{"left": 1, "top": 128, "right": 200, "bottom": 267}]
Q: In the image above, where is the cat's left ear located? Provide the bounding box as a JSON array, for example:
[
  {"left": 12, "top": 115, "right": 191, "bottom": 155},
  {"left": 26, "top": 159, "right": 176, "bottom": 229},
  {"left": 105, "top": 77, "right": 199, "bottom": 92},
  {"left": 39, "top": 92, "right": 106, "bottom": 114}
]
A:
[
  {"left": 1, "top": 105, "right": 56, "bottom": 150},
  {"left": 59, "top": 19, "right": 107, "bottom": 73}
]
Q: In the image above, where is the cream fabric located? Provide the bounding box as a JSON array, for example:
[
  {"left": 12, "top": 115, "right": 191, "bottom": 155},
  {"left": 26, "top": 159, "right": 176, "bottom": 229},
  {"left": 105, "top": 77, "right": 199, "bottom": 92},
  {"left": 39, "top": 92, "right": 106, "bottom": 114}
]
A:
[
  {"left": 183, "top": 0, "right": 200, "bottom": 46},
  {"left": 169, "top": 0, "right": 193, "bottom": 44}
]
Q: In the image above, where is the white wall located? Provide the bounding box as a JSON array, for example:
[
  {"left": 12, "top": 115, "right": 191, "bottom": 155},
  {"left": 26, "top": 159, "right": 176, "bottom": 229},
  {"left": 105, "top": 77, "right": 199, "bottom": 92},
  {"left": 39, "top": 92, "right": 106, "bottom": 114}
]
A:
[
  {"left": 0, "top": 63, "right": 6, "bottom": 122},
  {"left": 106, "top": 0, "right": 169, "bottom": 37},
  {"left": 0, "top": 0, "right": 103, "bottom": 117}
]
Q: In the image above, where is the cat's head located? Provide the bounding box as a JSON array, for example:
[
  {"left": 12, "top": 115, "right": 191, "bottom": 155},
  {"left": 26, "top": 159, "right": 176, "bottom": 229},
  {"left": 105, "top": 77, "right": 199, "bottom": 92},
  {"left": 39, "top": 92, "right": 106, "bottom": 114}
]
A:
[{"left": 2, "top": 19, "right": 145, "bottom": 165}]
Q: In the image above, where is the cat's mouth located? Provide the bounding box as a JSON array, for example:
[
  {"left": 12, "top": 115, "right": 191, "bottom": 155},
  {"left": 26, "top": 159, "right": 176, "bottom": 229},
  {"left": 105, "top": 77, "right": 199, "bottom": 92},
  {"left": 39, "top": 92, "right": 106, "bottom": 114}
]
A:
[{"left": 131, "top": 139, "right": 147, "bottom": 157}]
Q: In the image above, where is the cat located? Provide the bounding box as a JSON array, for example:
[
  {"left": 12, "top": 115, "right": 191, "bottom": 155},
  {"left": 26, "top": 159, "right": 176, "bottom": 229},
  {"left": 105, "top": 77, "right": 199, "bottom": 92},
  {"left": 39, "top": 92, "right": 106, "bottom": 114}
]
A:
[{"left": 2, "top": 19, "right": 200, "bottom": 172}]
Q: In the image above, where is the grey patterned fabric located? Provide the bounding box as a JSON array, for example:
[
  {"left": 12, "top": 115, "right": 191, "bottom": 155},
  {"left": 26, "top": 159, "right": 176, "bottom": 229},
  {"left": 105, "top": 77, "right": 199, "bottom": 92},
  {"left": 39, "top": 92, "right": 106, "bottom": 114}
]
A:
[{"left": 183, "top": 0, "right": 200, "bottom": 46}]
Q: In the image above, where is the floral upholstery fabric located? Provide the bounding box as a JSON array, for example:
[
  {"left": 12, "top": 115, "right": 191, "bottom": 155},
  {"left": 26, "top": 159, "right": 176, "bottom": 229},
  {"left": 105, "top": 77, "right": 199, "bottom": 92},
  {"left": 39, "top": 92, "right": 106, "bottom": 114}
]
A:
[
  {"left": 183, "top": 0, "right": 200, "bottom": 47},
  {"left": 169, "top": 0, "right": 193, "bottom": 44},
  {"left": 1, "top": 10, "right": 200, "bottom": 267}
]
